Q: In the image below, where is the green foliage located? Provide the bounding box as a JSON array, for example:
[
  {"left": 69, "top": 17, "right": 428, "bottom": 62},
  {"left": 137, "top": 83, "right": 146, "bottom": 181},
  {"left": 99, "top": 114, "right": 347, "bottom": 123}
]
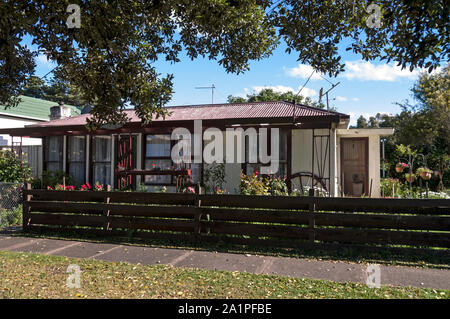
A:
[
  {"left": 22, "top": 74, "right": 87, "bottom": 109},
  {"left": 227, "top": 88, "right": 326, "bottom": 109},
  {"left": 202, "top": 161, "right": 226, "bottom": 194},
  {"left": 356, "top": 66, "right": 450, "bottom": 189},
  {"left": 240, "top": 171, "right": 270, "bottom": 195},
  {"left": 39, "top": 170, "right": 74, "bottom": 189},
  {"left": 0, "top": 149, "right": 31, "bottom": 183},
  {"left": 240, "top": 172, "right": 290, "bottom": 196},
  {"left": 2, "top": 1, "right": 447, "bottom": 126},
  {"left": 266, "top": 175, "right": 289, "bottom": 196},
  {"left": 380, "top": 178, "right": 403, "bottom": 198},
  {"left": 0, "top": 206, "right": 22, "bottom": 228}
]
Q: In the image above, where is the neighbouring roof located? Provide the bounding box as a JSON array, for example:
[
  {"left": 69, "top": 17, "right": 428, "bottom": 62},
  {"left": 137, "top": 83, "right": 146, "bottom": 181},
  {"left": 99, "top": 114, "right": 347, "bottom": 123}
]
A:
[
  {"left": 0, "top": 95, "right": 80, "bottom": 121},
  {"left": 0, "top": 101, "right": 350, "bottom": 137}
]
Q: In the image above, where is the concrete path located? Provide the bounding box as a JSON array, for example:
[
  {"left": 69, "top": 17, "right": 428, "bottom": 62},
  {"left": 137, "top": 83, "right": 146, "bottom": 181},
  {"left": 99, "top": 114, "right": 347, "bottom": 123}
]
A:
[{"left": 0, "top": 231, "right": 449, "bottom": 290}]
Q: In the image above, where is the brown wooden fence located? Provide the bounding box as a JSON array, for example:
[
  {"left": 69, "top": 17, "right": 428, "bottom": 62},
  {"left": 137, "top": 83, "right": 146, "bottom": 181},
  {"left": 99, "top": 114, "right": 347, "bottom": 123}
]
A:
[{"left": 22, "top": 185, "right": 450, "bottom": 253}]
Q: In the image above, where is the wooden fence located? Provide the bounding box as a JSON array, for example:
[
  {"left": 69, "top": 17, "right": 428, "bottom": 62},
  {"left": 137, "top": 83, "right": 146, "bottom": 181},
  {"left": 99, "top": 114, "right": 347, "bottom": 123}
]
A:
[{"left": 22, "top": 185, "right": 450, "bottom": 253}]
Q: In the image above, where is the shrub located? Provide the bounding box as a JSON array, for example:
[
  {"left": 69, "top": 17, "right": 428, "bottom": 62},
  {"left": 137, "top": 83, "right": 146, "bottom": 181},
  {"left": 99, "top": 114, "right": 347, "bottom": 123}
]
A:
[
  {"left": 380, "top": 178, "right": 403, "bottom": 198},
  {"left": 240, "top": 171, "right": 270, "bottom": 195},
  {"left": 40, "top": 170, "right": 75, "bottom": 189},
  {"left": 0, "top": 149, "right": 32, "bottom": 183},
  {"left": 267, "top": 175, "right": 289, "bottom": 196},
  {"left": 0, "top": 206, "right": 22, "bottom": 228}
]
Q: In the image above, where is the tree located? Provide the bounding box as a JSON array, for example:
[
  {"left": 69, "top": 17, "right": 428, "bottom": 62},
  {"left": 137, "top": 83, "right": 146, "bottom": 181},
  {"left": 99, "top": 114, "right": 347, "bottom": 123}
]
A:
[
  {"left": 22, "top": 74, "right": 88, "bottom": 108},
  {"left": 356, "top": 116, "right": 369, "bottom": 128},
  {"left": 0, "top": 149, "right": 31, "bottom": 183},
  {"left": 227, "top": 88, "right": 326, "bottom": 108},
  {"left": 1, "top": 1, "right": 448, "bottom": 128},
  {"left": 359, "top": 66, "right": 449, "bottom": 188}
]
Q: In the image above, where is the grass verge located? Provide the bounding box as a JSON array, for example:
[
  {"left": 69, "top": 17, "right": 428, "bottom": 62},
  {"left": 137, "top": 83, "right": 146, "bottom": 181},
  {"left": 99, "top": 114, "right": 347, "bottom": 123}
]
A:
[{"left": 0, "top": 250, "right": 449, "bottom": 299}]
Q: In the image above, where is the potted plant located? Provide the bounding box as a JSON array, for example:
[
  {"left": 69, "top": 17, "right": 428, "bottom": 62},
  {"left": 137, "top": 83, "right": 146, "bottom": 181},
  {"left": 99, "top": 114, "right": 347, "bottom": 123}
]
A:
[
  {"left": 417, "top": 167, "right": 433, "bottom": 180},
  {"left": 404, "top": 172, "right": 416, "bottom": 183},
  {"left": 352, "top": 174, "right": 364, "bottom": 196},
  {"left": 395, "top": 162, "right": 408, "bottom": 173}
]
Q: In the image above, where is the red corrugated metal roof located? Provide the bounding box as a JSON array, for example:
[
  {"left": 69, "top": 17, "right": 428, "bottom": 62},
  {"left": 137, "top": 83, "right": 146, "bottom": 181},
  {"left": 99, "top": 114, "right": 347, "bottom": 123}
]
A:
[{"left": 27, "top": 101, "right": 348, "bottom": 128}]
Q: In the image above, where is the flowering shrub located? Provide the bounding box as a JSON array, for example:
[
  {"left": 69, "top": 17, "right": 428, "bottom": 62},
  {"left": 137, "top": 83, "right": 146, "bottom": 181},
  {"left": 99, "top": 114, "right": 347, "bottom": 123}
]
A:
[
  {"left": 80, "top": 182, "right": 91, "bottom": 191},
  {"left": 240, "top": 171, "right": 270, "bottom": 195},
  {"left": 396, "top": 162, "right": 409, "bottom": 169},
  {"left": 267, "top": 175, "right": 289, "bottom": 196},
  {"left": 290, "top": 186, "right": 328, "bottom": 197},
  {"left": 182, "top": 186, "right": 196, "bottom": 194},
  {"left": 214, "top": 186, "right": 226, "bottom": 194}
]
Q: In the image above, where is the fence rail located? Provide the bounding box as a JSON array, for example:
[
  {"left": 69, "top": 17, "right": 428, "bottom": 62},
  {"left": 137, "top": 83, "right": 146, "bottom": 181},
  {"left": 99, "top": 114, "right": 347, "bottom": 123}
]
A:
[{"left": 22, "top": 185, "right": 450, "bottom": 253}]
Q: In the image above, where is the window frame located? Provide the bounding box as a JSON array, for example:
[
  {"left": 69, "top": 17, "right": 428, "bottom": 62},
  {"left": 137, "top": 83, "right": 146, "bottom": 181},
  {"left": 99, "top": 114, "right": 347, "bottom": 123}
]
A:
[
  {"left": 66, "top": 135, "right": 86, "bottom": 185},
  {"left": 43, "top": 136, "right": 63, "bottom": 172},
  {"left": 243, "top": 128, "right": 289, "bottom": 178},
  {"left": 143, "top": 133, "right": 200, "bottom": 187},
  {"left": 90, "top": 135, "right": 113, "bottom": 187}
]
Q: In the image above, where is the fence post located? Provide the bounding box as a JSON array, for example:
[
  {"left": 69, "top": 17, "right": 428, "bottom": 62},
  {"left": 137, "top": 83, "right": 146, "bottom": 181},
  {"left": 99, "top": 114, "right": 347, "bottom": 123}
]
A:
[
  {"left": 22, "top": 183, "right": 32, "bottom": 232},
  {"left": 194, "top": 186, "right": 202, "bottom": 242},
  {"left": 308, "top": 200, "right": 315, "bottom": 243},
  {"left": 103, "top": 185, "right": 112, "bottom": 234}
]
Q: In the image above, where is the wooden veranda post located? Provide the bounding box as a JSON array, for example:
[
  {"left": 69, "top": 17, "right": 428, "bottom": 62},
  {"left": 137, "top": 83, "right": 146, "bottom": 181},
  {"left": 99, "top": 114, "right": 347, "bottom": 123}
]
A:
[{"left": 22, "top": 183, "right": 32, "bottom": 232}]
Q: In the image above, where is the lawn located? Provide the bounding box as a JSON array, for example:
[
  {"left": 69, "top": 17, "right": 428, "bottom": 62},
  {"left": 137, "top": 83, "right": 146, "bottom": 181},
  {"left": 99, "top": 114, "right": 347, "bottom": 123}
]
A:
[{"left": 0, "top": 250, "right": 448, "bottom": 299}]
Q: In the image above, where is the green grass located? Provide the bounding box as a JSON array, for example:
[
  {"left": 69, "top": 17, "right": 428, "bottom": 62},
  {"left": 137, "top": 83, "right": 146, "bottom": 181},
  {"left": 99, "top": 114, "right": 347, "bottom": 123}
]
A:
[{"left": 0, "top": 250, "right": 448, "bottom": 299}]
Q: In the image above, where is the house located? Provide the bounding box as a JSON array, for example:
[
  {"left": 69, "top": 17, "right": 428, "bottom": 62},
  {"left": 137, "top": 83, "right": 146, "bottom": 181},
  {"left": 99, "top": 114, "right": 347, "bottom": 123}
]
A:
[
  {"left": 0, "top": 95, "right": 80, "bottom": 177},
  {"left": 0, "top": 101, "right": 393, "bottom": 197}
]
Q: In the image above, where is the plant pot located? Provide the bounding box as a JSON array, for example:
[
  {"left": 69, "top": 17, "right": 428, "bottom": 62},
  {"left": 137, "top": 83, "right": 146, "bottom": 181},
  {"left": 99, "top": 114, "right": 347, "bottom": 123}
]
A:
[
  {"left": 405, "top": 175, "right": 415, "bottom": 183},
  {"left": 352, "top": 182, "right": 363, "bottom": 196},
  {"left": 419, "top": 171, "right": 432, "bottom": 180},
  {"left": 395, "top": 167, "right": 403, "bottom": 173}
]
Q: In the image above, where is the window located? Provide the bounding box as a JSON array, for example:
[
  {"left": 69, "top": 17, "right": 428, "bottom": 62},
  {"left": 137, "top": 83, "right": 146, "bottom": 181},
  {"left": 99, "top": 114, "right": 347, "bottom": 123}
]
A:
[
  {"left": 244, "top": 130, "right": 288, "bottom": 178},
  {"left": 92, "top": 136, "right": 112, "bottom": 186},
  {"left": 44, "top": 136, "right": 63, "bottom": 172},
  {"left": 144, "top": 134, "right": 200, "bottom": 185},
  {"left": 67, "top": 136, "right": 86, "bottom": 185},
  {"left": 145, "top": 134, "right": 171, "bottom": 184}
]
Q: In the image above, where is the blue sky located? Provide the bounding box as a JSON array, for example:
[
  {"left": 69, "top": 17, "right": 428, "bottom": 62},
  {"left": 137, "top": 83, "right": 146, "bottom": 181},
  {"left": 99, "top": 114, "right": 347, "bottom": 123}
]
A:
[{"left": 29, "top": 36, "right": 438, "bottom": 126}]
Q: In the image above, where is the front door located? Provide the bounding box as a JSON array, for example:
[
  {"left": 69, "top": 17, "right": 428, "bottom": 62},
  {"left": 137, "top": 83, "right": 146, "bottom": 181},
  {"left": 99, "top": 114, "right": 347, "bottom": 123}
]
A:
[{"left": 340, "top": 138, "right": 368, "bottom": 197}]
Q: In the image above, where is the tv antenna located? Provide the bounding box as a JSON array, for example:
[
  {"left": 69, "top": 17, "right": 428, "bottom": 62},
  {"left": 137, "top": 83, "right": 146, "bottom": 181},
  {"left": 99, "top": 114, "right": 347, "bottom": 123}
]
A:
[
  {"left": 319, "top": 81, "right": 340, "bottom": 111},
  {"left": 195, "top": 84, "right": 215, "bottom": 104}
]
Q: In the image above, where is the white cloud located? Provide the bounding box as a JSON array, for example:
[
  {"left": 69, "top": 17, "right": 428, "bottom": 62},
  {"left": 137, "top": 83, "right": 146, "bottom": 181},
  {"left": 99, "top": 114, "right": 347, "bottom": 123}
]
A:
[
  {"left": 285, "top": 64, "right": 323, "bottom": 80},
  {"left": 341, "top": 60, "right": 430, "bottom": 82},
  {"left": 336, "top": 96, "right": 348, "bottom": 102},
  {"left": 252, "top": 85, "right": 317, "bottom": 98},
  {"left": 36, "top": 54, "right": 55, "bottom": 66},
  {"left": 352, "top": 97, "right": 360, "bottom": 102}
]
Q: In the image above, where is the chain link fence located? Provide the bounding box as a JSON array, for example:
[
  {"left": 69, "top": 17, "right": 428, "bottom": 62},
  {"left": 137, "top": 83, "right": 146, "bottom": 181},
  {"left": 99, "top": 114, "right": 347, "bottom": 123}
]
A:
[{"left": 0, "top": 182, "right": 23, "bottom": 228}]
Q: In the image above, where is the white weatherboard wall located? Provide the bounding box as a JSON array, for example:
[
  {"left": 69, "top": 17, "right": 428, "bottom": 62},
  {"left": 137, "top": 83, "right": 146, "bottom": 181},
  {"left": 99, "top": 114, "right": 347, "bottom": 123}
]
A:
[
  {"left": 0, "top": 115, "right": 42, "bottom": 146},
  {"left": 291, "top": 128, "right": 335, "bottom": 195}
]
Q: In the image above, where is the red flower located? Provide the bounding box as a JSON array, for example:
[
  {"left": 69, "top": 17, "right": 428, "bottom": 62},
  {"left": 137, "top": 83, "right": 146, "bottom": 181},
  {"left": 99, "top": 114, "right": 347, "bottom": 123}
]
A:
[
  {"left": 254, "top": 171, "right": 259, "bottom": 176},
  {"left": 86, "top": 182, "right": 91, "bottom": 189}
]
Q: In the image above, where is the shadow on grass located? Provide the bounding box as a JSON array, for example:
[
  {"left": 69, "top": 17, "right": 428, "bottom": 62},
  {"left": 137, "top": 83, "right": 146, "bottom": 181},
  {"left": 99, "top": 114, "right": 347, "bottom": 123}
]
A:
[{"left": 2, "top": 226, "right": 449, "bottom": 270}]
